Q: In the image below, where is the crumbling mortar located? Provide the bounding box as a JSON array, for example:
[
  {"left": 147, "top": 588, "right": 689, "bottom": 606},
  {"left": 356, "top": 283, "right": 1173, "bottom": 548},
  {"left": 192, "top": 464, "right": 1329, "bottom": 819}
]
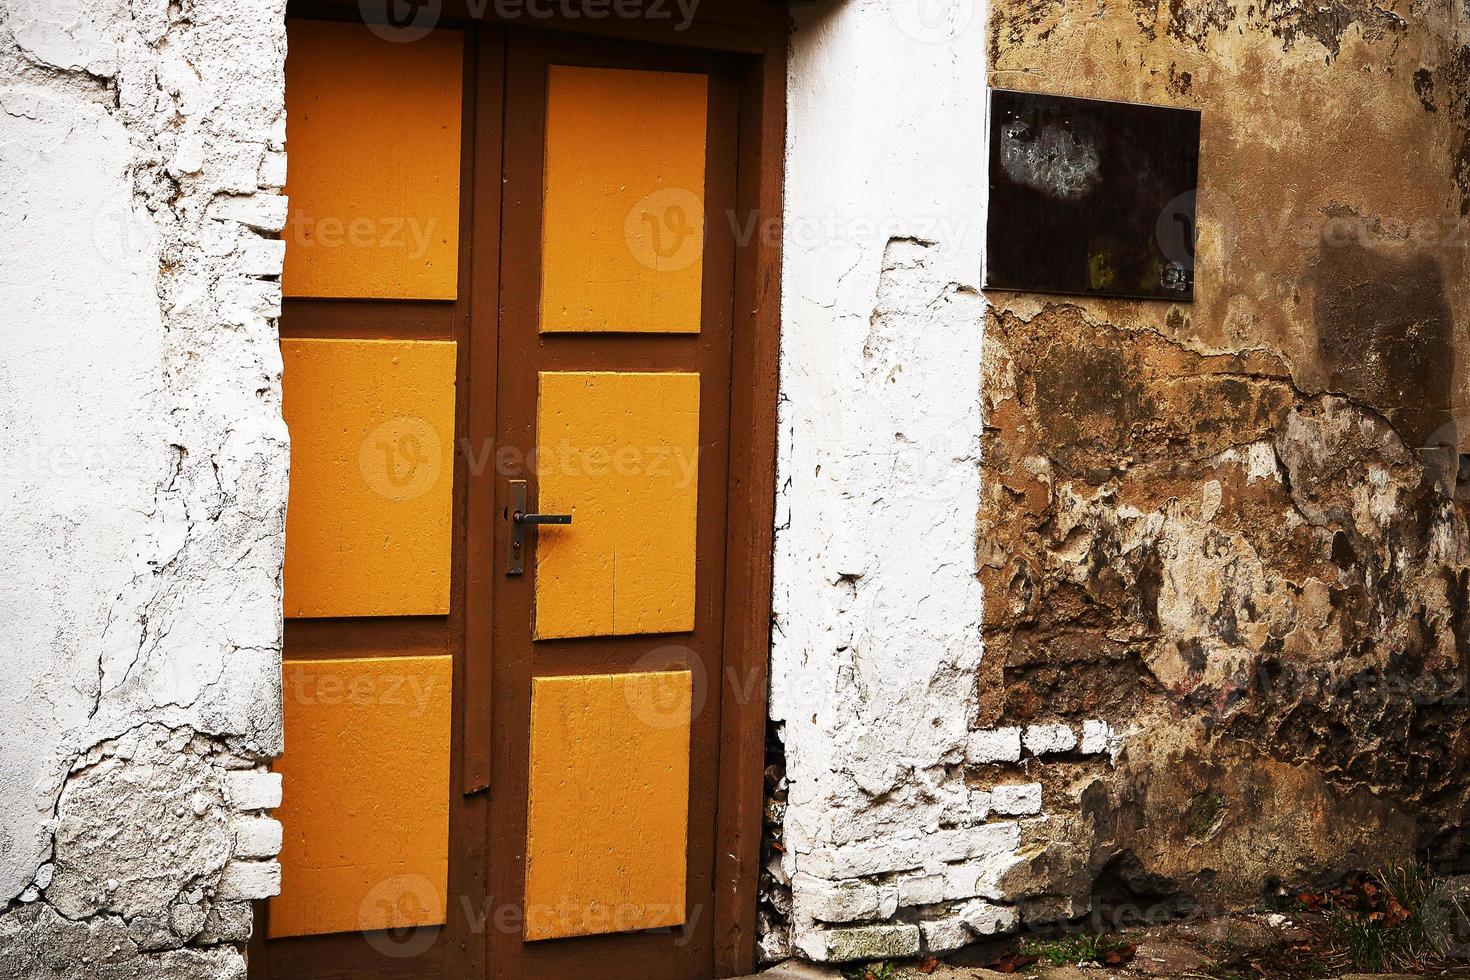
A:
[
  {"left": 982, "top": 292, "right": 1470, "bottom": 896},
  {"left": 998, "top": 300, "right": 1297, "bottom": 366}
]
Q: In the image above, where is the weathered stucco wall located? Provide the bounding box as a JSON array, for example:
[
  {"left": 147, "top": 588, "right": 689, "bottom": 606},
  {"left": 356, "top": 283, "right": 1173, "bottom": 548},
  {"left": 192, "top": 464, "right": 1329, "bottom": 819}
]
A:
[
  {"left": 981, "top": 0, "right": 1470, "bottom": 919},
  {"left": 772, "top": 0, "right": 1470, "bottom": 965},
  {"left": 0, "top": 0, "right": 289, "bottom": 975}
]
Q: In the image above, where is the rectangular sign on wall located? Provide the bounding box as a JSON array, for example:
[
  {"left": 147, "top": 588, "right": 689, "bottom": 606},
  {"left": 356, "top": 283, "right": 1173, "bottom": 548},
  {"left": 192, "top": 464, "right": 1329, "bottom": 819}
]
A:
[{"left": 984, "top": 89, "right": 1200, "bottom": 302}]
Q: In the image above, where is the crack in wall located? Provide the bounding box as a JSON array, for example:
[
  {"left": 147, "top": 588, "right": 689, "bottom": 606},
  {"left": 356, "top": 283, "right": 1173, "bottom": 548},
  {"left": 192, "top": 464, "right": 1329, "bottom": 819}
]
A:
[{"left": 1, "top": 0, "right": 289, "bottom": 973}]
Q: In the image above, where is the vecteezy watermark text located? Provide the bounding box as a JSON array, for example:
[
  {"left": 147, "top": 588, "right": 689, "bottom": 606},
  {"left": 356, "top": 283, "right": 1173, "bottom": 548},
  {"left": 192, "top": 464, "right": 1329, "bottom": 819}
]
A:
[
  {"left": 285, "top": 210, "right": 440, "bottom": 260},
  {"left": 363, "top": 0, "right": 700, "bottom": 42}
]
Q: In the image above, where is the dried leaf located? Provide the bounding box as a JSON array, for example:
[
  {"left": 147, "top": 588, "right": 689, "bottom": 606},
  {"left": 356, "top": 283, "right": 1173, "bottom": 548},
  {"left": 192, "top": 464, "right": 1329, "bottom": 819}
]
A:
[{"left": 989, "top": 953, "right": 1038, "bottom": 974}]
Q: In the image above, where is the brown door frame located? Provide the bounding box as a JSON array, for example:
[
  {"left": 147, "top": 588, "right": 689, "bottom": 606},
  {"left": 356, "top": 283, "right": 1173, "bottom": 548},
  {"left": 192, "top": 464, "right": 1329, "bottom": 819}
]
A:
[{"left": 263, "top": 5, "right": 784, "bottom": 978}]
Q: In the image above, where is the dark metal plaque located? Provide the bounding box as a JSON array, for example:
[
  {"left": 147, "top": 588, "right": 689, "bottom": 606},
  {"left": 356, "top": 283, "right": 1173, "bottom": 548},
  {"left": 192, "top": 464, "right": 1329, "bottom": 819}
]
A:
[{"left": 984, "top": 89, "right": 1201, "bottom": 301}]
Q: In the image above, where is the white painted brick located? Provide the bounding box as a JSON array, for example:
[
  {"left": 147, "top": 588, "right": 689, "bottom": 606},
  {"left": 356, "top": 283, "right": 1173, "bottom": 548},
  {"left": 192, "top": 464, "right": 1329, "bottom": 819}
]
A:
[
  {"left": 791, "top": 872, "right": 883, "bottom": 923},
  {"left": 960, "top": 899, "right": 1018, "bottom": 936},
  {"left": 209, "top": 193, "right": 289, "bottom": 232},
  {"left": 212, "top": 145, "right": 267, "bottom": 195},
  {"left": 259, "top": 150, "right": 287, "bottom": 189},
  {"left": 170, "top": 133, "right": 206, "bottom": 175},
  {"left": 237, "top": 236, "right": 286, "bottom": 277},
  {"left": 1023, "top": 723, "right": 1076, "bottom": 755},
  {"left": 795, "top": 923, "right": 920, "bottom": 963},
  {"left": 216, "top": 860, "right": 280, "bottom": 900},
  {"left": 973, "top": 853, "right": 1028, "bottom": 902},
  {"left": 232, "top": 816, "right": 283, "bottom": 859},
  {"left": 897, "top": 872, "right": 946, "bottom": 907},
  {"left": 798, "top": 846, "right": 866, "bottom": 880},
  {"left": 220, "top": 278, "right": 283, "bottom": 324},
  {"left": 1080, "top": 719, "right": 1112, "bottom": 755},
  {"left": 877, "top": 884, "right": 899, "bottom": 918},
  {"left": 939, "top": 862, "right": 986, "bottom": 901},
  {"left": 970, "top": 788, "right": 994, "bottom": 819},
  {"left": 801, "top": 838, "right": 916, "bottom": 878},
  {"left": 224, "top": 770, "right": 281, "bottom": 811},
  {"left": 991, "top": 782, "right": 1043, "bottom": 816},
  {"left": 897, "top": 860, "right": 989, "bottom": 909},
  {"left": 920, "top": 915, "right": 971, "bottom": 954},
  {"left": 967, "top": 726, "right": 1022, "bottom": 763},
  {"left": 945, "top": 821, "right": 1023, "bottom": 864},
  {"left": 808, "top": 820, "right": 1021, "bottom": 879}
]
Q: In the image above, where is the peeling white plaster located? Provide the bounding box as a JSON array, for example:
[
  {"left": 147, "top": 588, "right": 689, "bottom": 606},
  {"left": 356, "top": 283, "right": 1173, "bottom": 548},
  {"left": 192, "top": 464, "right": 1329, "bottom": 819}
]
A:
[
  {"left": 769, "top": 15, "right": 1132, "bottom": 960},
  {"left": 1, "top": 0, "right": 288, "bottom": 971},
  {"left": 771, "top": 0, "right": 997, "bottom": 960}
]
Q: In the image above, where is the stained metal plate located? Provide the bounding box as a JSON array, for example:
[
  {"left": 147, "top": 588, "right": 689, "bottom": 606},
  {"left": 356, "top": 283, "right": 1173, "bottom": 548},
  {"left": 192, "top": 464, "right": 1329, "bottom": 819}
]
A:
[{"left": 984, "top": 89, "right": 1201, "bottom": 301}]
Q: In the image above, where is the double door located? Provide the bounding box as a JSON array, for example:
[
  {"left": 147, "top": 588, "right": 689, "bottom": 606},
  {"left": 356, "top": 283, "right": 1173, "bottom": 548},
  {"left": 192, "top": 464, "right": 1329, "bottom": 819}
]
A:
[{"left": 258, "top": 15, "right": 775, "bottom": 980}]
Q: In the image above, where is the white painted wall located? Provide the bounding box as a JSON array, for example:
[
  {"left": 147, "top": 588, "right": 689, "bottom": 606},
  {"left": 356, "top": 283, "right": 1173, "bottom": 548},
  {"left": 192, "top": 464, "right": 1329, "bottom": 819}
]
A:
[
  {"left": 770, "top": 0, "right": 1000, "bottom": 961},
  {"left": 0, "top": 0, "right": 288, "bottom": 973}
]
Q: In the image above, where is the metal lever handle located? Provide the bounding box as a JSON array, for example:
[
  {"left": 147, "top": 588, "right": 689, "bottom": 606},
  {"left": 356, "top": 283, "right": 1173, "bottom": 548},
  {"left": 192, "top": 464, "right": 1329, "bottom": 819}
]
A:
[
  {"left": 507, "top": 480, "right": 571, "bottom": 575},
  {"left": 513, "top": 511, "right": 572, "bottom": 525}
]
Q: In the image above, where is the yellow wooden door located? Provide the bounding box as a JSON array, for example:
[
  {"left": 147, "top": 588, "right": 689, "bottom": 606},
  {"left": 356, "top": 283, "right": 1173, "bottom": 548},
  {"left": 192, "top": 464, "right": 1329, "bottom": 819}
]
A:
[{"left": 483, "top": 32, "right": 742, "bottom": 980}]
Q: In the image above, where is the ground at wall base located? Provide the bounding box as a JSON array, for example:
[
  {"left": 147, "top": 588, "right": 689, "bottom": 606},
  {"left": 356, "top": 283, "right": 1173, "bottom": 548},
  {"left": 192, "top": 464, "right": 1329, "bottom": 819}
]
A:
[{"left": 740, "top": 904, "right": 1470, "bottom": 980}]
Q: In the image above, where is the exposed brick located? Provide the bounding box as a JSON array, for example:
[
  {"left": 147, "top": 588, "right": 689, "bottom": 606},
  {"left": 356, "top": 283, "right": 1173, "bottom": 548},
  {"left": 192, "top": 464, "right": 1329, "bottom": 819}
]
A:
[
  {"left": 1080, "top": 719, "right": 1112, "bottom": 755},
  {"left": 991, "top": 783, "right": 1043, "bottom": 816},
  {"left": 792, "top": 873, "right": 883, "bottom": 923},
  {"left": 967, "top": 727, "right": 1022, "bottom": 763},
  {"left": 796, "top": 923, "right": 921, "bottom": 962},
  {"left": 215, "top": 860, "right": 280, "bottom": 901},
  {"left": 1023, "top": 723, "right": 1076, "bottom": 755},
  {"left": 232, "top": 816, "right": 283, "bottom": 859},
  {"left": 919, "top": 914, "right": 971, "bottom": 954},
  {"left": 209, "top": 193, "right": 290, "bottom": 232},
  {"left": 960, "top": 899, "right": 1018, "bottom": 936},
  {"left": 224, "top": 771, "right": 281, "bottom": 811}
]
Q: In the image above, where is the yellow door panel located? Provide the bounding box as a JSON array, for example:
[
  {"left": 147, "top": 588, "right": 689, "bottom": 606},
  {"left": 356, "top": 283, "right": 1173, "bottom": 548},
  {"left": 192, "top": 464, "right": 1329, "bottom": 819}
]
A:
[
  {"left": 534, "top": 372, "right": 699, "bottom": 638},
  {"left": 540, "top": 65, "right": 707, "bottom": 334},
  {"left": 524, "top": 671, "right": 692, "bottom": 941},
  {"left": 283, "top": 19, "right": 462, "bottom": 299},
  {"left": 270, "top": 654, "right": 452, "bottom": 938},
  {"left": 282, "top": 338, "right": 456, "bottom": 617}
]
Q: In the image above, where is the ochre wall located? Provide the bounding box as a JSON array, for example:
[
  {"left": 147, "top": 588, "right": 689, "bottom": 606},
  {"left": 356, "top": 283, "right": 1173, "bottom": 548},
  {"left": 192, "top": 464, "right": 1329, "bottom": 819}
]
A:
[{"left": 980, "top": 0, "right": 1470, "bottom": 910}]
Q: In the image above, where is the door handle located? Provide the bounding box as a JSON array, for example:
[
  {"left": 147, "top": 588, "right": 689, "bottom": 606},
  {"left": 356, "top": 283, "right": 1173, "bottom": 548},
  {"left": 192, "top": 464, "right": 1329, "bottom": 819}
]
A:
[
  {"left": 514, "top": 512, "right": 572, "bottom": 525},
  {"left": 507, "top": 479, "right": 571, "bottom": 575}
]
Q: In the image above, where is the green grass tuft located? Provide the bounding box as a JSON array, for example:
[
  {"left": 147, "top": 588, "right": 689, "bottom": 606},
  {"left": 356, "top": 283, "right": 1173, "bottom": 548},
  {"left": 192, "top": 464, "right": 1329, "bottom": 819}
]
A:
[
  {"left": 1020, "top": 932, "right": 1132, "bottom": 967},
  {"left": 1318, "top": 864, "right": 1469, "bottom": 972}
]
